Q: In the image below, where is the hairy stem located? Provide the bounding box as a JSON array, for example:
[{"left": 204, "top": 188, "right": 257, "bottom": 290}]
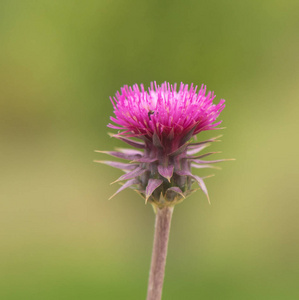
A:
[{"left": 146, "top": 206, "right": 174, "bottom": 300}]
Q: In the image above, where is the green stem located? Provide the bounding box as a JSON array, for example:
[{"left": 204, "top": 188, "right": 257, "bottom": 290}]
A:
[{"left": 146, "top": 206, "right": 174, "bottom": 300}]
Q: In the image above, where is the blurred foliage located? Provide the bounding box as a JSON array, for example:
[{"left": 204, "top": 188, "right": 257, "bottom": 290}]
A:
[{"left": 1, "top": 0, "right": 299, "bottom": 299}]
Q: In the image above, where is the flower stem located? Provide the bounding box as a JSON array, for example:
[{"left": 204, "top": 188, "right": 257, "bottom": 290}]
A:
[{"left": 146, "top": 206, "right": 174, "bottom": 300}]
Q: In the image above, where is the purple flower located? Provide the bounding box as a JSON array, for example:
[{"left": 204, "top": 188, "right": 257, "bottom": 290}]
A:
[{"left": 96, "top": 82, "right": 229, "bottom": 208}]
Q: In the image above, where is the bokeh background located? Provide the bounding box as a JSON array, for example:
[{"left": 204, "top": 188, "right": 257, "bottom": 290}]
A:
[{"left": 1, "top": 1, "right": 299, "bottom": 299}]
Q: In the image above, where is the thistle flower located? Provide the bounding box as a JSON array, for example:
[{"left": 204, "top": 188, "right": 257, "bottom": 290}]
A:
[
  {"left": 96, "top": 82, "right": 228, "bottom": 208},
  {"left": 96, "top": 81, "right": 231, "bottom": 300}
]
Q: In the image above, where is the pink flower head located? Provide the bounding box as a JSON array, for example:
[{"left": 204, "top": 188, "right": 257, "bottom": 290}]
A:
[
  {"left": 108, "top": 82, "right": 225, "bottom": 151},
  {"left": 97, "top": 82, "right": 230, "bottom": 208}
]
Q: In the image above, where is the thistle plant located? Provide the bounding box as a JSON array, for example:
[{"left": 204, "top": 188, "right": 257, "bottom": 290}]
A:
[{"left": 96, "top": 82, "right": 231, "bottom": 300}]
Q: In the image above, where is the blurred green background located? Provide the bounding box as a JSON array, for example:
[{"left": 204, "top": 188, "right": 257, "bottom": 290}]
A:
[{"left": 1, "top": 1, "right": 299, "bottom": 299}]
